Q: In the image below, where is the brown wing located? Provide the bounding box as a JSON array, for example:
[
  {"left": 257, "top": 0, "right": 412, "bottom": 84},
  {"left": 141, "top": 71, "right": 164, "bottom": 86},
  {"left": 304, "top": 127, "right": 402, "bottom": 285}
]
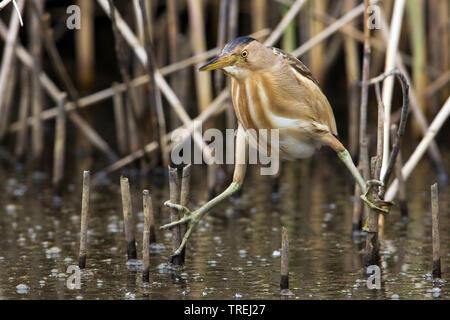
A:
[
  {"left": 270, "top": 47, "right": 320, "bottom": 86},
  {"left": 269, "top": 46, "right": 338, "bottom": 136}
]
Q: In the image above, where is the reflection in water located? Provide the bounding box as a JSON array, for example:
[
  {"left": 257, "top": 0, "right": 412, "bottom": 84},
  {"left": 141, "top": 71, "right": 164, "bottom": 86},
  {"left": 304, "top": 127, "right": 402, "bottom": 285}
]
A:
[{"left": 0, "top": 149, "right": 448, "bottom": 300}]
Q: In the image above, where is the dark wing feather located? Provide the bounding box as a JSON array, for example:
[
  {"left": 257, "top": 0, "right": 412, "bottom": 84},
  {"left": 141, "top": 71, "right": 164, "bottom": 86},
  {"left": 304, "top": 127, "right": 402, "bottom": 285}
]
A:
[{"left": 270, "top": 47, "right": 320, "bottom": 86}]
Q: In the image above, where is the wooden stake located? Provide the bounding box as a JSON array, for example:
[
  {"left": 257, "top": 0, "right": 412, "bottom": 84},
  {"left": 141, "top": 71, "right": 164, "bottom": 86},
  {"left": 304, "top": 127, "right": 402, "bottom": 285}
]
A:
[
  {"left": 280, "top": 227, "right": 290, "bottom": 293},
  {"left": 168, "top": 166, "right": 182, "bottom": 266},
  {"left": 78, "top": 171, "right": 90, "bottom": 269},
  {"left": 364, "top": 157, "right": 380, "bottom": 267},
  {"left": 431, "top": 183, "right": 441, "bottom": 279},
  {"left": 142, "top": 189, "right": 153, "bottom": 282},
  {"left": 120, "top": 176, "right": 137, "bottom": 260},
  {"left": 179, "top": 164, "right": 191, "bottom": 263}
]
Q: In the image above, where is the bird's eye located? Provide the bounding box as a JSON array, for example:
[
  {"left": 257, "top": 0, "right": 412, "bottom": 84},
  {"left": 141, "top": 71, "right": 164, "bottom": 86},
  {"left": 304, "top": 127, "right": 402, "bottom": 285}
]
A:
[{"left": 241, "top": 50, "right": 248, "bottom": 59}]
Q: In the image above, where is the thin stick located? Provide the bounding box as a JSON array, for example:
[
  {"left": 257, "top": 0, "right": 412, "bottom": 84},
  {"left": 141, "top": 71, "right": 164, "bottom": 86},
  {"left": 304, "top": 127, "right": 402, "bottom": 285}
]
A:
[
  {"left": 280, "top": 227, "right": 289, "bottom": 292},
  {"left": 52, "top": 93, "right": 67, "bottom": 188},
  {"left": 385, "top": 97, "right": 450, "bottom": 201},
  {"left": 343, "top": 0, "right": 360, "bottom": 158},
  {"left": 142, "top": 189, "right": 153, "bottom": 282},
  {"left": 364, "top": 157, "right": 380, "bottom": 266},
  {"left": 120, "top": 176, "right": 137, "bottom": 260},
  {"left": 357, "top": 0, "right": 372, "bottom": 234},
  {"left": 168, "top": 166, "right": 182, "bottom": 266},
  {"left": 380, "top": 0, "right": 406, "bottom": 178},
  {"left": 0, "top": 0, "right": 13, "bottom": 10},
  {"left": 431, "top": 183, "right": 441, "bottom": 279},
  {"left": 359, "top": 0, "right": 372, "bottom": 183},
  {"left": 29, "top": 0, "right": 44, "bottom": 164},
  {"left": 0, "top": 0, "right": 23, "bottom": 26},
  {"left": 352, "top": 169, "right": 363, "bottom": 234},
  {"left": 391, "top": 125, "right": 408, "bottom": 220},
  {"left": 14, "top": 66, "right": 30, "bottom": 157},
  {"left": 225, "top": 0, "right": 239, "bottom": 139},
  {"left": 0, "top": 57, "right": 17, "bottom": 139},
  {"left": 78, "top": 171, "right": 90, "bottom": 269},
  {"left": 112, "top": 82, "right": 128, "bottom": 155},
  {"left": 215, "top": 0, "right": 228, "bottom": 94},
  {"left": 179, "top": 164, "right": 191, "bottom": 263},
  {"left": 0, "top": 0, "right": 23, "bottom": 134},
  {"left": 406, "top": 0, "right": 427, "bottom": 138}
]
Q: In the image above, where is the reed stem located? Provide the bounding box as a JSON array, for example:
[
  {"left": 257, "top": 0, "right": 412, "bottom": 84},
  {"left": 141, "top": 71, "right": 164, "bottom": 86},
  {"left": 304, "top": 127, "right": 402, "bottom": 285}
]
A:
[
  {"left": 168, "top": 166, "right": 182, "bottom": 266},
  {"left": 142, "top": 189, "right": 153, "bottom": 282},
  {"left": 431, "top": 183, "right": 441, "bottom": 279},
  {"left": 78, "top": 171, "right": 90, "bottom": 269},
  {"left": 120, "top": 176, "right": 137, "bottom": 260}
]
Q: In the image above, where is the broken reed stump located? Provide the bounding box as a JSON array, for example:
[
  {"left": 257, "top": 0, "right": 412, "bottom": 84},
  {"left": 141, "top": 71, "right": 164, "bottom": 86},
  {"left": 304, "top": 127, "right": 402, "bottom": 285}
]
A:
[
  {"left": 142, "top": 189, "right": 154, "bottom": 282},
  {"left": 364, "top": 157, "right": 381, "bottom": 267},
  {"left": 120, "top": 176, "right": 137, "bottom": 260},
  {"left": 179, "top": 164, "right": 191, "bottom": 263},
  {"left": 168, "top": 166, "right": 182, "bottom": 266},
  {"left": 431, "top": 183, "right": 441, "bottom": 279},
  {"left": 280, "top": 227, "right": 290, "bottom": 294},
  {"left": 352, "top": 166, "right": 363, "bottom": 235},
  {"left": 78, "top": 171, "right": 90, "bottom": 269}
]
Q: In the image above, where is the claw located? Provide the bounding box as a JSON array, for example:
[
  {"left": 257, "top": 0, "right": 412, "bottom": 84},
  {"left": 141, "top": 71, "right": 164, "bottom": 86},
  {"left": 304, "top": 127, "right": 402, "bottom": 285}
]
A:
[
  {"left": 163, "top": 201, "right": 190, "bottom": 215},
  {"left": 366, "top": 179, "right": 384, "bottom": 187},
  {"left": 362, "top": 218, "right": 370, "bottom": 232},
  {"left": 159, "top": 216, "right": 191, "bottom": 230},
  {"left": 360, "top": 179, "right": 393, "bottom": 214},
  {"left": 361, "top": 194, "right": 390, "bottom": 213},
  {"left": 169, "top": 252, "right": 182, "bottom": 264}
]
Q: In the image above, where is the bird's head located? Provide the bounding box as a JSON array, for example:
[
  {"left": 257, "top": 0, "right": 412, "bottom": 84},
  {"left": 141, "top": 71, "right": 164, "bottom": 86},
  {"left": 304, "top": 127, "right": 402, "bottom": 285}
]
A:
[{"left": 199, "top": 36, "right": 267, "bottom": 79}]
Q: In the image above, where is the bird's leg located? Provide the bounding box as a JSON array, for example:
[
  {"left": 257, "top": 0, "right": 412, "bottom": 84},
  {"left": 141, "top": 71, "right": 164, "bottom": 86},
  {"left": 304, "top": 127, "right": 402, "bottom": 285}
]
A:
[
  {"left": 160, "top": 125, "right": 248, "bottom": 259},
  {"left": 161, "top": 182, "right": 243, "bottom": 256},
  {"left": 337, "top": 149, "right": 391, "bottom": 214}
]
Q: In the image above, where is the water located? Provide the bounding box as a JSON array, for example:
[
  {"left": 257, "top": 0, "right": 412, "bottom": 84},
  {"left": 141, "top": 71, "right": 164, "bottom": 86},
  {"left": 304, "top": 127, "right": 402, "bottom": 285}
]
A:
[{"left": 0, "top": 149, "right": 448, "bottom": 300}]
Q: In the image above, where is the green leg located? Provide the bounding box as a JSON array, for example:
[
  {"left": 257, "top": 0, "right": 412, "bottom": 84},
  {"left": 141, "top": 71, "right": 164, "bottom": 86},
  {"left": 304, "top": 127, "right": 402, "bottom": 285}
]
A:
[
  {"left": 337, "top": 149, "right": 389, "bottom": 214},
  {"left": 161, "top": 182, "right": 242, "bottom": 257}
]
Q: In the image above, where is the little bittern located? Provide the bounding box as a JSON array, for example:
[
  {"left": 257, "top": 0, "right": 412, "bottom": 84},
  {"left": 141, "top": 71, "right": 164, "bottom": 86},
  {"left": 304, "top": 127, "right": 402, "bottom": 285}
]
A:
[{"left": 161, "top": 37, "right": 385, "bottom": 257}]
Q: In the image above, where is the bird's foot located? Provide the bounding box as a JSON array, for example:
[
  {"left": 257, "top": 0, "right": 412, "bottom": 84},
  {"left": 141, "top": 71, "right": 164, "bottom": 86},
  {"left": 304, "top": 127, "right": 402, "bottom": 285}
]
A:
[
  {"left": 160, "top": 201, "right": 204, "bottom": 258},
  {"left": 360, "top": 180, "right": 394, "bottom": 214}
]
